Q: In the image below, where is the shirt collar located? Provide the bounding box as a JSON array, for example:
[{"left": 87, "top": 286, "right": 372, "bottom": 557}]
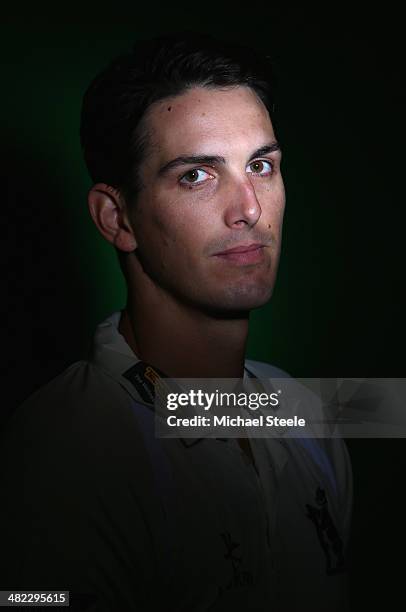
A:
[{"left": 89, "top": 310, "right": 275, "bottom": 446}]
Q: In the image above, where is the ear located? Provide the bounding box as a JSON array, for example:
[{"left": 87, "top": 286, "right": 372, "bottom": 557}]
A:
[{"left": 87, "top": 183, "right": 137, "bottom": 252}]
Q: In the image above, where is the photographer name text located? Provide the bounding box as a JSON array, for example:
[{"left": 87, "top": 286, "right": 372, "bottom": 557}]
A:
[{"left": 166, "top": 415, "right": 306, "bottom": 428}]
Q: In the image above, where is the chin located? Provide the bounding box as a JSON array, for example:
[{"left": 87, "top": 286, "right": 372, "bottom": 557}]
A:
[{"left": 203, "top": 282, "right": 275, "bottom": 315}]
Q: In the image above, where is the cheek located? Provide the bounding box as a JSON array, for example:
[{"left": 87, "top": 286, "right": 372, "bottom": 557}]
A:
[
  {"left": 273, "top": 198, "right": 286, "bottom": 231},
  {"left": 135, "top": 195, "right": 205, "bottom": 259},
  {"left": 259, "top": 182, "right": 286, "bottom": 230}
]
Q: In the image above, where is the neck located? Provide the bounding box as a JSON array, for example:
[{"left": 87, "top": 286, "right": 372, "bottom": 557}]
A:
[{"left": 119, "top": 285, "right": 249, "bottom": 379}]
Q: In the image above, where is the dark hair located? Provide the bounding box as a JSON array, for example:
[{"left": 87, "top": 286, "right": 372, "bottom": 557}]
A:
[{"left": 80, "top": 32, "right": 276, "bottom": 206}]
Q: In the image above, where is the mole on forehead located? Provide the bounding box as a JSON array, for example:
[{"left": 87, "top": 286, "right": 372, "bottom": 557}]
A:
[
  {"left": 157, "top": 86, "right": 261, "bottom": 110},
  {"left": 157, "top": 100, "right": 265, "bottom": 121}
]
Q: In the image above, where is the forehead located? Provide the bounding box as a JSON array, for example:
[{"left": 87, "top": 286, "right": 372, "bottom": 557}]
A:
[{"left": 144, "top": 86, "right": 275, "bottom": 159}]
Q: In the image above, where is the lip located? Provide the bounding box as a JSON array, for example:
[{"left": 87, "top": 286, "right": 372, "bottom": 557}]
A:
[
  {"left": 213, "top": 243, "right": 265, "bottom": 256},
  {"left": 212, "top": 243, "right": 266, "bottom": 265}
]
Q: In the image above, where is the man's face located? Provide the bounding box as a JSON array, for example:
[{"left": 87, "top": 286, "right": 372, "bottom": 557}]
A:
[{"left": 130, "top": 85, "right": 285, "bottom": 313}]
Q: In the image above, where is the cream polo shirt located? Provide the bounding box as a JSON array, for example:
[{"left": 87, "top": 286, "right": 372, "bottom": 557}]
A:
[{"left": 0, "top": 312, "right": 352, "bottom": 612}]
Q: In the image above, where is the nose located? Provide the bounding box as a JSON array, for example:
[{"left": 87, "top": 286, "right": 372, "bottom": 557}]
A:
[{"left": 223, "top": 177, "right": 262, "bottom": 229}]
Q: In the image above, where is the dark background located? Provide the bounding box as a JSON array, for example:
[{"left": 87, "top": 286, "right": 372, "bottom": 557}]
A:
[{"left": 2, "top": 6, "right": 405, "bottom": 609}]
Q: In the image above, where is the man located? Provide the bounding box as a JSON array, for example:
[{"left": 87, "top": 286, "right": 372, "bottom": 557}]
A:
[{"left": 0, "top": 33, "right": 352, "bottom": 611}]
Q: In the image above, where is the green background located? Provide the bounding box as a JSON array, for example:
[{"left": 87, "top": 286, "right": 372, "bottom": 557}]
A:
[{"left": 2, "top": 6, "right": 405, "bottom": 608}]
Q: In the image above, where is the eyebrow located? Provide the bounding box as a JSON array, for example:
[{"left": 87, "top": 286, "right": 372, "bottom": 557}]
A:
[{"left": 157, "top": 141, "right": 281, "bottom": 176}]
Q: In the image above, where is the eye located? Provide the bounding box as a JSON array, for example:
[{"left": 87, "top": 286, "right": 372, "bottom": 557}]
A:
[
  {"left": 179, "top": 168, "right": 213, "bottom": 185},
  {"left": 246, "top": 159, "right": 273, "bottom": 176}
]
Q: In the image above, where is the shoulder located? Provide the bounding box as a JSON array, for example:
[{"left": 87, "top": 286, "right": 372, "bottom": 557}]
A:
[
  {"left": 4, "top": 360, "right": 132, "bottom": 427},
  {"left": 245, "top": 358, "right": 291, "bottom": 378},
  {"left": 0, "top": 360, "right": 149, "bottom": 478}
]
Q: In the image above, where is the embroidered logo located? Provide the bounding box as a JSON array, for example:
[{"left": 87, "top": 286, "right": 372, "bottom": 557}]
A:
[
  {"left": 306, "top": 487, "right": 345, "bottom": 575},
  {"left": 218, "top": 531, "right": 254, "bottom": 593}
]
